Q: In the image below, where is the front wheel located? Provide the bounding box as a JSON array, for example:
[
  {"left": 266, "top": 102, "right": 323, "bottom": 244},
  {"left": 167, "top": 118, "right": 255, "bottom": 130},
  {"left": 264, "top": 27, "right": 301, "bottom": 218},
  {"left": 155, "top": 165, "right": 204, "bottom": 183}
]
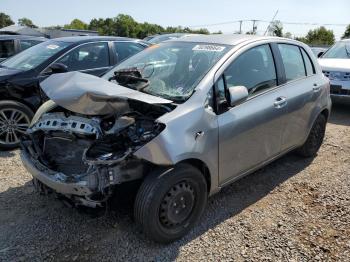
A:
[
  {"left": 0, "top": 100, "right": 34, "bottom": 150},
  {"left": 134, "top": 163, "right": 207, "bottom": 243},
  {"left": 296, "top": 114, "right": 327, "bottom": 158}
]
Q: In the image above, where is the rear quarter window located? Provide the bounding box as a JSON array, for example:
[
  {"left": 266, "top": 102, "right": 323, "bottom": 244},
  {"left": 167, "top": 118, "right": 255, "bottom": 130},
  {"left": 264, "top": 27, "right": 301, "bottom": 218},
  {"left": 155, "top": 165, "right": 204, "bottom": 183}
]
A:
[
  {"left": 278, "top": 44, "right": 306, "bottom": 81},
  {"left": 301, "top": 48, "right": 315, "bottom": 76}
]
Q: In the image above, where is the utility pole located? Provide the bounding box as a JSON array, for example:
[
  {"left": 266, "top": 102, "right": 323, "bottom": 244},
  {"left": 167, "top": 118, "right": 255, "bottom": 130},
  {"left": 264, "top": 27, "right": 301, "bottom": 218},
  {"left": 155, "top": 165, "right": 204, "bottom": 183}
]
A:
[
  {"left": 252, "top": 20, "right": 257, "bottom": 34},
  {"left": 264, "top": 9, "right": 279, "bottom": 36}
]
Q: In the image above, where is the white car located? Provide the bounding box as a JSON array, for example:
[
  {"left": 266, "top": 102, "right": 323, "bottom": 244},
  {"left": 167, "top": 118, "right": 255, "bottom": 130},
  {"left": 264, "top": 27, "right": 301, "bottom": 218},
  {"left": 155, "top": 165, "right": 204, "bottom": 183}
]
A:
[{"left": 318, "top": 39, "right": 350, "bottom": 103}]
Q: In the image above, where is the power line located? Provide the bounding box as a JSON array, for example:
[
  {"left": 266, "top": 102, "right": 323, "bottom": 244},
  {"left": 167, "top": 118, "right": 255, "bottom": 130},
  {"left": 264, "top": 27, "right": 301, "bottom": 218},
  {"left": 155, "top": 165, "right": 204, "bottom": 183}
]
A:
[
  {"left": 189, "top": 19, "right": 348, "bottom": 28},
  {"left": 264, "top": 9, "right": 279, "bottom": 36}
]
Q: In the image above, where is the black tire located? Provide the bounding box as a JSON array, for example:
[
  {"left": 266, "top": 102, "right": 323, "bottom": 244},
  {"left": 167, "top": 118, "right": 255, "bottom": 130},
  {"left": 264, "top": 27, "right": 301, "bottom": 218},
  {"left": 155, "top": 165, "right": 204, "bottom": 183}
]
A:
[
  {"left": 0, "top": 100, "right": 34, "bottom": 150},
  {"left": 134, "top": 163, "right": 207, "bottom": 243},
  {"left": 296, "top": 114, "right": 327, "bottom": 158}
]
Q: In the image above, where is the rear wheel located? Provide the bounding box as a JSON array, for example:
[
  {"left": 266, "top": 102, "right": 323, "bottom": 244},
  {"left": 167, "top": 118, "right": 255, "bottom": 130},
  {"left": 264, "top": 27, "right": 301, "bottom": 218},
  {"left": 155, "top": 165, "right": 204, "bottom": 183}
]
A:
[
  {"left": 296, "top": 114, "right": 327, "bottom": 158},
  {"left": 0, "top": 100, "right": 33, "bottom": 150},
  {"left": 134, "top": 164, "right": 207, "bottom": 243}
]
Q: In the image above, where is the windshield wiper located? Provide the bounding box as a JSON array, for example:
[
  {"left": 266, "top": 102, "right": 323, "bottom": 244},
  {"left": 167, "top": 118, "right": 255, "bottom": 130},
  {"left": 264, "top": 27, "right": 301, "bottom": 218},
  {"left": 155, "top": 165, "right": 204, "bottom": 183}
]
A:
[
  {"left": 152, "top": 92, "right": 188, "bottom": 103},
  {"left": 109, "top": 67, "right": 149, "bottom": 91}
]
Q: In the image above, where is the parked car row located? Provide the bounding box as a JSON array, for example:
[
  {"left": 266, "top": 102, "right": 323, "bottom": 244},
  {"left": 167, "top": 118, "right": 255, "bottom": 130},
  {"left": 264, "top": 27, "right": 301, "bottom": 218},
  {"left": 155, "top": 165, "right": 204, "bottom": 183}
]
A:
[
  {"left": 318, "top": 39, "right": 350, "bottom": 103},
  {"left": 14, "top": 34, "right": 331, "bottom": 243},
  {"left": 0, "top": 36, "right": 149, "bottom": 148},
  {"left": 0, "top": 34, "right": 46, "bottom": 62}
]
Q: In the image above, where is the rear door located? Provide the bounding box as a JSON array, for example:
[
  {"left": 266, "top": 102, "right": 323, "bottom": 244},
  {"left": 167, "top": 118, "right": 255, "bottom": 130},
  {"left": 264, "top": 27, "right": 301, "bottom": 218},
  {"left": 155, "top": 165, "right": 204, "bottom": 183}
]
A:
[
  {"left": 217, "top": 44, "right": 289, "bottom": 184},
  {"left": 276, "top": 44, "right": 323, "bottom": 150}
]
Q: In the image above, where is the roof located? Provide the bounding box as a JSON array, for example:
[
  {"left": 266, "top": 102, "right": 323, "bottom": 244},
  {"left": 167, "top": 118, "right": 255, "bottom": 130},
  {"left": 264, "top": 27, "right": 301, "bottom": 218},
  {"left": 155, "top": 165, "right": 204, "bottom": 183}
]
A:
[
  {"left": 0, "top": 25, "right": 46, "bottom": 37},
  {"left": 51, "top": 35, "right": 144, "bottom": 43},
  {"left": 60, "top": 28, "right": 98, "bottom": 34},
  {"left": 169, "top": 34, "right": 276, "bottom": 46},
  {"left": 0, "top": 34, "right": 47, "bottom": 41}
]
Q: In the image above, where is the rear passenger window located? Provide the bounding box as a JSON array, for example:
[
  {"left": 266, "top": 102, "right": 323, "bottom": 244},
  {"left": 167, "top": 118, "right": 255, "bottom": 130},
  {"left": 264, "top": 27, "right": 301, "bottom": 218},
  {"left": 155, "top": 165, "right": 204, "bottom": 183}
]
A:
[
  {"left": 278, "top": 44, "right": 306, "bottom": 81},
  {"left": 224, "top": 44, "right": 277, "bottom": 95},
  {"left": 114, "top": 42, "right": 145, "bottom": 63},
  {"left": 301, "top": 48, "right": 315, "bottom": 76}
]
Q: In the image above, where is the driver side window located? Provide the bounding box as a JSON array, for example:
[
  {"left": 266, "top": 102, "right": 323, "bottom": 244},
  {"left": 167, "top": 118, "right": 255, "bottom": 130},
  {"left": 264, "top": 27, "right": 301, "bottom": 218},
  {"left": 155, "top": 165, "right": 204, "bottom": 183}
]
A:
[
  {"left": 55, "top": 42, "right": 109, "bottom": 72},
  {"left": 224, "top": 44, "right": 277, "bottom": 96}
]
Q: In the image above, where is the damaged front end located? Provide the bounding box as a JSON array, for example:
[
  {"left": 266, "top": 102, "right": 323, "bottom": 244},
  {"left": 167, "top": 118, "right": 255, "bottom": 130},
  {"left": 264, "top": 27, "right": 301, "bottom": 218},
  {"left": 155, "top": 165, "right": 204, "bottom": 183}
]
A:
[{"left": 21, "top": 72, "right": 173, "bottom": 207}]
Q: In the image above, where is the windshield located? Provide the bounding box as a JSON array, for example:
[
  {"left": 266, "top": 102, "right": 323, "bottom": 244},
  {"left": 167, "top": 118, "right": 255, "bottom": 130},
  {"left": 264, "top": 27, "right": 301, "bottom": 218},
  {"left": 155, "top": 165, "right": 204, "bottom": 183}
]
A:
[
  {"left": 322, "top": 41, "right": 350, "bottom": 59},
  {"left": 1, "top": 40, "right": 71, "bottom": 70},
  {"left": 103, "top": 42, "right": 230, "bottom": 102}
]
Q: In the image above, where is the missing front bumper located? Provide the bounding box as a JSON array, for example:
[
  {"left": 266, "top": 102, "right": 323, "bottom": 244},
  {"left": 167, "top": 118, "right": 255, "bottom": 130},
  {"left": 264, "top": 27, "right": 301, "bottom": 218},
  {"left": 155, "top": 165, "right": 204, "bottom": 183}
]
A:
[{"left": 21, "top": 150, "right": 94, "bottom": 196}]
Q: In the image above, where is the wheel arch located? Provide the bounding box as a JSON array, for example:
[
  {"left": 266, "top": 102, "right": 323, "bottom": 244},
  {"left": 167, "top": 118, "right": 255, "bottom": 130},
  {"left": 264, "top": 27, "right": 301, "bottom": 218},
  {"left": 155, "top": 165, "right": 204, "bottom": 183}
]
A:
[
  {"left": 0, "top": 97, "right": 36, "bottom": 114},
  {"left": 176, "top": 158, "right": 211, "bottom": 194}
]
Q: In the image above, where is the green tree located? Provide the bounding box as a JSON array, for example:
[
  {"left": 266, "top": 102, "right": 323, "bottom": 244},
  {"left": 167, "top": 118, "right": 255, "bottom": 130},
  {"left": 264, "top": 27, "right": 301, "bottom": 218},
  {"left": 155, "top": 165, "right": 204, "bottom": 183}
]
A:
[
  {"left": 78, "top": 14, "right": 211, "bottom": 38},
  {"left": 284, "top": 32, "right": 292, "bottom": 39},
  {"left": 137, "top": 22, "right": 164, "bottom": 38},
  {"left": 89, "top": 18, "right": 116, "bottom": 35},
  {"left": 114, "top": 14, "right": 140, "bottom": 37},
  {"left": 269, "top": 20, "right": 283, "bottom": 37},
  {"left": 0, "top": 12, "right": 14, "bottom": 28},
  {"left": 18, "top": 17, "right": 37, "bottom": 28},
  {"left": 302, "top": 26, "right": 335, "bottom": 46},
  {"left": 64, "top": 19, "right": 88, "bottom": 30},
  {"left": 342, "top": 24, "right": 350, "bottom": 39}
]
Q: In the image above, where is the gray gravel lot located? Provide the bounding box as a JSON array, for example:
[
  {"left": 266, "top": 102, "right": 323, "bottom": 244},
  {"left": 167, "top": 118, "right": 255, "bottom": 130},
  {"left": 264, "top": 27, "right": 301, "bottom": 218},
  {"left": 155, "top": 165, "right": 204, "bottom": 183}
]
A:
[{"left": 0, "top": 105, "right": 349, "bottom": 262}]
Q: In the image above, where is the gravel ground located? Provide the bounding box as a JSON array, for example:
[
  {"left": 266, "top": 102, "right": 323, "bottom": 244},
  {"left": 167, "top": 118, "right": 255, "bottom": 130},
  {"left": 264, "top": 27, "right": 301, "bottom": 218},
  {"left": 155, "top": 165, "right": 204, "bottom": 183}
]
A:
[{"left": 0, "top": 105, "right": 349, "bottom": 262}]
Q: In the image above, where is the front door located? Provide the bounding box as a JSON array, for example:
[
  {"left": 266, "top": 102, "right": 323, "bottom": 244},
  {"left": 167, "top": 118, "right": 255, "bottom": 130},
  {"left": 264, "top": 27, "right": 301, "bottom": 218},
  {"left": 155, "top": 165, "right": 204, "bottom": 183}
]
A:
[{"left": 216, "top": 44, "right": 288, "bottom": 184}]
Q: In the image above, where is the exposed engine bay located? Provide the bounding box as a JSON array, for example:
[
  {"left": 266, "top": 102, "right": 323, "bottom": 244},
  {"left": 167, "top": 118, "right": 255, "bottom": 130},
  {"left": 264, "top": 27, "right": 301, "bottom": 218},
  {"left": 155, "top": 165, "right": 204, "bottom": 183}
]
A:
[{"left": 21, "top": 99, "right": 171, "bottom": 207}]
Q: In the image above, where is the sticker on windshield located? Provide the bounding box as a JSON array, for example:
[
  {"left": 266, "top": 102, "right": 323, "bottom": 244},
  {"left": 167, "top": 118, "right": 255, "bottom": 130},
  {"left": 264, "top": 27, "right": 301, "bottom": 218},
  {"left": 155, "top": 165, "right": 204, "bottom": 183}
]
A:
[
  {"left": 47, "top": 44, "right": 60, "bottom": 50},
  {"left": 192, "top": 45, "right": 226, "bottom": 52}
]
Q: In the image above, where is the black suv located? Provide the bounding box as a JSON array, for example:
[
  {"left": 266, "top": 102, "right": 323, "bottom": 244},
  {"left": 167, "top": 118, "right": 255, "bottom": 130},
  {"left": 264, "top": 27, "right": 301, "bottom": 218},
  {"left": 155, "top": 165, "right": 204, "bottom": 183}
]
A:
[
  {"left": 0, "top": 36, "right": 149, "bottom": 149},
  {"left": 0, "top": 35, "right": 47, "bottom": 62}
]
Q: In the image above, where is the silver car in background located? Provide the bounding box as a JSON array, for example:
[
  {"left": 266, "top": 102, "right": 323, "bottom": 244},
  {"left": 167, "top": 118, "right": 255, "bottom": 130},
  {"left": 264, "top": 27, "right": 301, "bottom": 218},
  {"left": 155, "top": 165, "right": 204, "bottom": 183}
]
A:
[
  {"left": 318, "top": 39, "right": 350, "bottom": 103},
  {"left": 21, "top": 35, "right": 331, "bottom": 243}
]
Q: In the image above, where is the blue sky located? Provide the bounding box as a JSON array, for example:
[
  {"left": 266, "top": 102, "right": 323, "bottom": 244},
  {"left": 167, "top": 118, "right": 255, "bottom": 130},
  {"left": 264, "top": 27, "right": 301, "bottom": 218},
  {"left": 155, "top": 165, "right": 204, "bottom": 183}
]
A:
[{"left": 1, "top": 0, "right": 349, "bottom": 39}]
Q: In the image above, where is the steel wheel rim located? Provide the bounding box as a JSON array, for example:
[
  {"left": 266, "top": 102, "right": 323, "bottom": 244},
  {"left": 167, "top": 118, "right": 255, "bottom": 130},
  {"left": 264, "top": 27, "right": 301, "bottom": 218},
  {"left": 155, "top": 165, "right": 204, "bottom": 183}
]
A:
[
  {"left": 159, "top": 180, "right": 195, "bottom": 228},
  {"left": 0, "top": 108, "right": 30, "bottom": 145}
]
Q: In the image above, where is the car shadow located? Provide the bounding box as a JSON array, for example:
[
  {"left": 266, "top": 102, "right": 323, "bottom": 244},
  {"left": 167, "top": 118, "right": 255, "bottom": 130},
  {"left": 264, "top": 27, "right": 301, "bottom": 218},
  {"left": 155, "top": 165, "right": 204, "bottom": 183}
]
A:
[
  {"left": 328, "top": 104, "right": 350, "bottom": 126},
  {"left": 0, "top": 149, "right": 16, "bottom": 158},
  {"left": 0, "top": 152, "right": 314, "bottom": 261}
]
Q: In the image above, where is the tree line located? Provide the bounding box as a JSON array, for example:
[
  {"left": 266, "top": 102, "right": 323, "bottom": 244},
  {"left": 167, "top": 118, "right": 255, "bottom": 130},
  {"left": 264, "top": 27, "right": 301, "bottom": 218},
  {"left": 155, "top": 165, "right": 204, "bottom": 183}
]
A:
[{"left": 0, "top": 12, "right": 349, "bottom": 46}]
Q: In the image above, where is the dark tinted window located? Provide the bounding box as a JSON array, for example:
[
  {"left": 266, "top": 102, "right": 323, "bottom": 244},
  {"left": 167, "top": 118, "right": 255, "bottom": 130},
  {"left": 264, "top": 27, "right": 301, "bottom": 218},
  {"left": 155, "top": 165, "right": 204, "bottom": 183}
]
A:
[
  {"left": 301, "top": 48, "right": 315, "bottom": 76},
  {"left": 57, "top": 42, "right": 109, "bottom": 71},
  {"left": 224, "top": 44, "right": 277, "bottom": 95},
  {"left": 0, "top": 40, "right": 15, "bottom": 59},
  {"left": 20, "top": 40, "right": 42, "bottom": 51},
  {"left": 114, "top": 42, "right": 145, "bottom": 62},
  {"left": 278, "top": 44, "right": 306, "bottom": 81}
]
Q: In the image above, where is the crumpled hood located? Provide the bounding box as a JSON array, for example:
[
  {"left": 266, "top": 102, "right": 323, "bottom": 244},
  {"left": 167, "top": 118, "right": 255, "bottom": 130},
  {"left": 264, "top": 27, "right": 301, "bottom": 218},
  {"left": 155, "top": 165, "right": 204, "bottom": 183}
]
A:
[
  {"left": 318, "top": 58, "right": 350, "bottom": 72},
  {"left": 40, "top": 71, "right": 172, "bottom": 115}
]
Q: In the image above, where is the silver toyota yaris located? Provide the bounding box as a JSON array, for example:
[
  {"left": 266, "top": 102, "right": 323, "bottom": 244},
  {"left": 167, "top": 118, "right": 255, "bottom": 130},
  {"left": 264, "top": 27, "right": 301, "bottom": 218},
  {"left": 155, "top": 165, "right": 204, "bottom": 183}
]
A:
[{"left": 21, "top": 35, "right": 331, "bottom": 243}]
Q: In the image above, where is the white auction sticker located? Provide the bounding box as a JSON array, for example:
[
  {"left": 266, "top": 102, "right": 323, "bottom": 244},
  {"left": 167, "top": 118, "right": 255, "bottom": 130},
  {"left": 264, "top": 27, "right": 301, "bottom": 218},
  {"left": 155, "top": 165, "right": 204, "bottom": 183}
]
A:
[
  {"left": 192, "top": 45, "right": 226, "bottom": 52},
  {"left": 47, "top": 44, "right": 59, "bottom": 50}
]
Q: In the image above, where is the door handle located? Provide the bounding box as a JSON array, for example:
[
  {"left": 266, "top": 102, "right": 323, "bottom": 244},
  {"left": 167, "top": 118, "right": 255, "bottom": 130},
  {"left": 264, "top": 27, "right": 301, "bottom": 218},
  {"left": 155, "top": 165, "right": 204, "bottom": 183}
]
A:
[
  {"left": 274, "top": 97, "right": 287, "bottom": 109},
  {"left": 313, "top": 84, "right": 321, "bottom": 92}
]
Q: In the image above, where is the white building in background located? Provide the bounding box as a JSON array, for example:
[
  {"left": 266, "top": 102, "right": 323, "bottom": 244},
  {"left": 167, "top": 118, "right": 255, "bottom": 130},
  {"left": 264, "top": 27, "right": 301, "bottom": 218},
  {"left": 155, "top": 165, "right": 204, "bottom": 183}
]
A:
[{"left": 0, "top": 25, "right": 98, "bottom": 38}]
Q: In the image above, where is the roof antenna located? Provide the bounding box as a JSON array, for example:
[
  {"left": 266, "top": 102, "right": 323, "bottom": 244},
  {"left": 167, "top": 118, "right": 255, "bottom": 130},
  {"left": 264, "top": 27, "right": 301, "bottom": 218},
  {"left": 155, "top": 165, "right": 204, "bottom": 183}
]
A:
[{"left": 264, "top": 9, "right": 279, "bottom": 36}]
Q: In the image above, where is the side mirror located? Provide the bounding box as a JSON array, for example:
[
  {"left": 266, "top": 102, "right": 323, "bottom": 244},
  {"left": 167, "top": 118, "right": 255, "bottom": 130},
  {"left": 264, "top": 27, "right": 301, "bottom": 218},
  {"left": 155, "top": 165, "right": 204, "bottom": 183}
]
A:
[
  {"left": 228, "top": 86, "right": 248, "bottom": 107},
  {"left": 48, "top": 63, "right": 68, "bottom": 74},
  {"left": 317, "top": 52, "right": 324, "bottom": 58}
]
